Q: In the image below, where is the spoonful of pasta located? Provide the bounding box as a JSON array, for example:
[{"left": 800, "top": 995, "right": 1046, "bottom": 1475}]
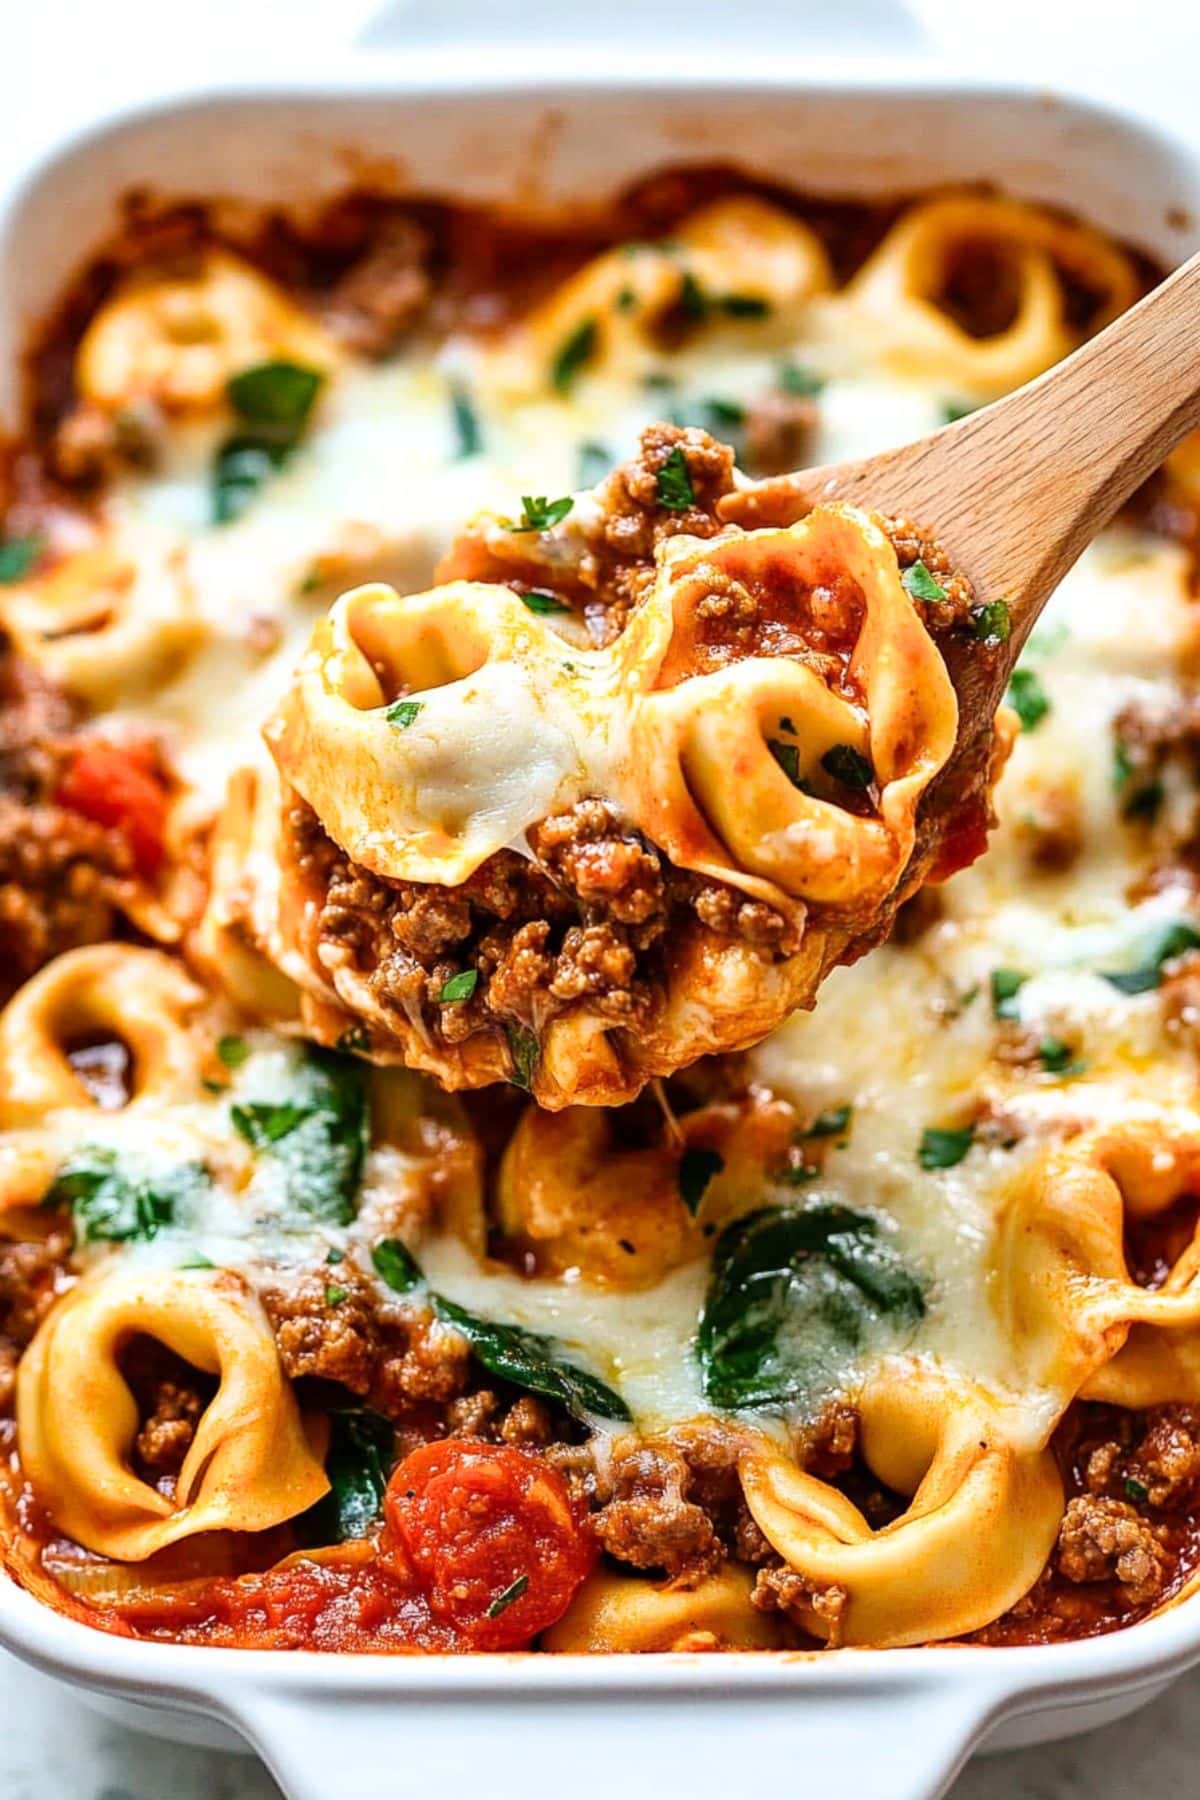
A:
[
  {"left": 720, "top": 244, "right": 1200, "bottom": 876},
  {"left": 251, "top": 254, "right": 1200, "bottom": 1107}
]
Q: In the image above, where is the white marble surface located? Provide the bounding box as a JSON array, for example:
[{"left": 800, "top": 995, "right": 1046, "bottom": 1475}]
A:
[{"left": 4, "top": 1, "right": 1200, "bottom": 1795}]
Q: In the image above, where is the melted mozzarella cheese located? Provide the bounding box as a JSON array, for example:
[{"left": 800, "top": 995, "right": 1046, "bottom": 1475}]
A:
[{"left": 58, "top": 302, "right": 1200, "bottom": 1447}]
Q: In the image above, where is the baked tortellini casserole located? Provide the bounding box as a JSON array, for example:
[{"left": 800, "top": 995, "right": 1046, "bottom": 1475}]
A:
[{"left": 2, "top": 172, "right": 1200, "bottom": 1655}]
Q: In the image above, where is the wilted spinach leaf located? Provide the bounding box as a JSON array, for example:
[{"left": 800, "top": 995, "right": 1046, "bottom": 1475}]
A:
[
  {"left": 697, "top": 1203, "right": 924, "bottom": 1414},
  {"left": 371, "top": 1239, "right": 630, "bottom": 1423},
  {"left": 298, "top": 1409, "right": 394, "bottom": 1544},
  {"left": 232, "top": 1047, "right": 367, "bottom": 1225},
  {"left": 1101, "top": 919, "right": 1200, "bottom": 996},
  {"left": 44, "top": 1148, "right": 210, "bottom": 1245}
]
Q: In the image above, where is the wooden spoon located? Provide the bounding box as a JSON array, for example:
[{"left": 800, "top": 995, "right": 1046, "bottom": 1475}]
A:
[{"left": 720, "top": 248, "right": 1200, "bottom": 873}]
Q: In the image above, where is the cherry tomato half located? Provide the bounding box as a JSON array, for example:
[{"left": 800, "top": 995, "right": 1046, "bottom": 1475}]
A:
[
  {"left": 58, "top": 740, "right": 167, "bottom": 878},
  {"left": 385, "top": 1439, "right": 596, "bottom": 1649}
]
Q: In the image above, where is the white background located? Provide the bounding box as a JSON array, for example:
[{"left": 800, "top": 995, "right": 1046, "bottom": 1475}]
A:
[{"left": 2, "top": 1, "right": 1199, "bottom": 1794}]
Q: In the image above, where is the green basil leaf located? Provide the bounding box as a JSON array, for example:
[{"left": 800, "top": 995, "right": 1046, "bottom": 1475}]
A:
[
  {"left": 901, "top": 560, "right": 948, "bottom": 603},
  {"left": 698, "top": 1203, "right": 924, "bottom": 1414},
  {"left": 0, "top": 535, "right": 42, "bottom": 584},
  {"left": 918, "top": 1125, "right": 975, "bottom": 1170},
  {"left": 299, "top": 1409, "right": 394, "bottom": 1545},
  {"left": 655, "top": 445, "right": 695, "bottom": 511},
  {"left": 678, "top": 1147, "right": 724, "bottom": 1216},
  {"left": 1005, "top": 667, "right": 1050, "bottom": 732},
  {"left": 227, "top": 360, "right": 323, "bottom": 431},
  {"left": 44, "top": 1148, "right": 209, "bottom": 1244},
  {"left": 231, "top": 1047, "right": 367, "bottom": 1226},
  {"left": 438, "top": 969, "right": 479, "bottom": 1004},
  {"left": 552, "top": 318, "right": 598, "bottom": 394},
  {"left": 1101, "top": 920, "right": 1200, "bottom": 995}
]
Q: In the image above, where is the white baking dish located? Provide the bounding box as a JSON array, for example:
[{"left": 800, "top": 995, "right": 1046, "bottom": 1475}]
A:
[{"left": 3, "top": 45, "right": 1200, "bottom": 1800}]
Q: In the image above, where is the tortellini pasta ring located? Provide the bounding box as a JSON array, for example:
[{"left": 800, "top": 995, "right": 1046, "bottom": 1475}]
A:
[
  {"left": 17, "top": 1268, "right": 329, "bottom": 1562},
  {"left": 541, "top": 1563, "right": 782, "bottom": 1652},
  {"left": 76, "top": 247, "right": 338, "bottom": 414},
  {"left": 739, "top": 1361, "right": 1063, "bottom": 1648},
  {"left": 0, "top": 944, "right": 207, "bottom": 1130}
]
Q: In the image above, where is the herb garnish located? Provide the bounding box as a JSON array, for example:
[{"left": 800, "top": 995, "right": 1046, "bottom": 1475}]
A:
[
  {"left": 1006, "top": 667, "right": 1050, "bottom": 732},
  {"left": 941, "top": 399, "right": 979, "bottom": 424},
  {"left": 386, "top": 698, "right": 423, "bottom": 729},
  {"left": 821, "top": 744, "right": 874, "bottom": 790},
  {"left": 655, "top": 445, "right": 695, "bottom": 511},
  {"left": 678, "top": 1146, "right": 724, "bottom": 1216},
  {"left": 438, "top": 969, "right": 479, "bottom": 1004},
  {"left": 44, "top": 1149, "right": 210, "bottom": 1244},
  {"left": 506, "top": 495, "right": 574, "bottom": 533},
  {"left": 901, "top": 560, "right": 948, "bottom": 603},
  {"left": 1101, "top": 920, "right": 1200, "bottom": 995},
  {"left": 213, "top": 360, "right": 324, "bottom": 523},
  {"left": 217, "top": 1034, "right": 249, "bottom": 1069},
  {"left": 769, "top": 738, "right": 802, "bottom": 786},
  {"left": 990, "top": 967, "right": 1027, "bottom": 1020},
  {"left": 325, "top": 1284, "right": 349, "bottom": 1307},
  {"left": 1125, "top": 1476, "right": 1149, "bottom": 1504},
  {"left": 918, "top": 1125, "right": 975, "bottom": 1170},
  {"left": 450, "top": 385, "right": 482, "bottom": 459},
  {"left": 552, "top": 317, "right": 598, "bottom": 394},
  {"left": 506, "top": 1024, "right": 539, "bottom": 1091},
  {"left": 697, "top": 1203, "right": 924, "bottom": 1413},
  {"left": 0, "top": 535, "right": 41, "bottom": 584},
  {"left": 972, "top": 600, "right": 1012, "bottom": 644},
  {"left": 486, "top": 1575, "right": 529, "bottom": 1618},
  {"left": 1038, "top": 1036, "right": 1085, "bottom": 1077},
  {"left": 520, "top": 589, "right": 572, "bottom": 616},
  {"left": 231, "top": 1047, "right": 367, "bottom": 1226},
  {"left": 803, "top": 1104, "right": 853, "bottom": 1140},
  {"left": 372, "top": 1239, "right": 630, "bottom": 1422},
  {"left": 778, "top": 363, "right": 825, "bottom": 397}
]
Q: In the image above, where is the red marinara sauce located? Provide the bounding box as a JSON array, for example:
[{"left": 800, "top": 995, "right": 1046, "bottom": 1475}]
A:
[{"left": 93, "top": 1441, "right": 596, "bottom": 1652}]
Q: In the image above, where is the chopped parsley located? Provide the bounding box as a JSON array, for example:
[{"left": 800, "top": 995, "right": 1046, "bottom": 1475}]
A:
[
  {"left": 231, "top": 1047, "right": 368, "bottom": 1226},
  {"left": 325, "top": 1284, "right": 349, "bottom": 1308},
  {"left": 371, "top": 1237, "right": 423, "bottom": 1294},
  {"left": 990, "top": 967, "right": 1027, "bottom": 1020},
  {"left": 820, "top": 744, "right": 873, "bottom": 790},
  {"left": 217, "top": 1034, "right": 249, "bottom": 1069},
  {"left": 1038, "top": 1036, "right": 1085, "bottom": 1077},
  {"left": 0, "top": 535, "right": 41, "bottom": 584},
  {"left": 720, "top": 293, "right": 770, "bottom": 318},
  {"left": 1006, "top": 667, "right": 1050, "bottom": 732},
  {"left": 386, "top": 698, "right": 423, "bottom": 729},
  {"left": 1101, "top": 920, "right": 1200, "bottom": 995},
  {"left": 677, "top": 1146, "right": 724, "bottom": 1216},
  {"left": 655, "top": 445, "right": 695, "bottom": 511},
  {"left": 520, "top": 589, "right": 572, "bottom": 616},
  {"left": 972, "top": 599, "right": 1012, "bottom": 644},
  {"left": 700, "top": 396, "right": 746, "bottom": 428},
  {"left": 486, "top": 1574, "right": 529, "bottom": 1618},
  {"left": 551, "top": 317, "right": 598, "bottom": 394},
  {"left": 803, "top": 1104, "right": 853, "bottom": 1139},
  {"left": 450, "top": 385, "right": 482, "bottom": 459},
  {"left": 1125, "top": 1476, "right": 1149, "bottom": 1504},
  {"left": 438, "top": 969, "right": 479, "bottom": 1004},
  {"left": 901, "top": 560, "right": 948, "bottom": 603},
  {"left": 918, "top": 1125, "right": 975, "bottom": 1170},
  {"left": 506, "top": 1024, "right": 539, "bottom": 1091},
  {"left": 778, "top": 362, "right": 825, "bottom": 398},
  {"left": 507, "top": 494, "right": 574, "bottom": 533}
]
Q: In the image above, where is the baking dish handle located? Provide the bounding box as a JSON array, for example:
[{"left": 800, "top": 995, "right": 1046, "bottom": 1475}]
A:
[{"left": 223, "top": 1670, "right": 996, "bottom": 1800}]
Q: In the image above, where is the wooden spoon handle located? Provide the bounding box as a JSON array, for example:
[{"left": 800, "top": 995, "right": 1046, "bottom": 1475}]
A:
[{"left": 727, "top": 249, "right": 1200, "bottom": 655}]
